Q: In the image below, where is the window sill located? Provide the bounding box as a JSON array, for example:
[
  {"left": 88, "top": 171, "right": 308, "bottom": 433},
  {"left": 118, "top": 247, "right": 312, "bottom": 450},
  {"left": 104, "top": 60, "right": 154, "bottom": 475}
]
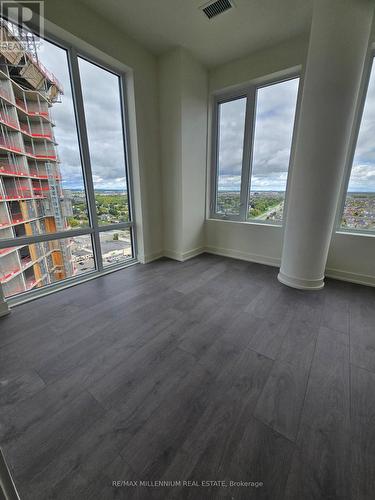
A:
[
  {"left": 335, "top": 229, "right": 375, "bottom": 238},
  {"left": 207, "top": 217, "right": 283, "bottom": 229}
]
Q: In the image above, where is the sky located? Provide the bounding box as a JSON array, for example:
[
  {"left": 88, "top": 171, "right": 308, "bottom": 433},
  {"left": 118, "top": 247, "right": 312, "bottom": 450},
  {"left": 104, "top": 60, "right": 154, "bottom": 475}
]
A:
[
  {"left": 37, "top": 39, "right": 128, "bottom": 191},
  {"left": 348, "top": 63, "right": 375, "bottom": 193},
  {"left": 37, "top": 37, "right": 375, "bottom": 194},
  {"left": 217, "top": 78, "right": 299, "bottom": 192},
  {"left": 218, "top": 70, "right": 375, "bottom": 194}
]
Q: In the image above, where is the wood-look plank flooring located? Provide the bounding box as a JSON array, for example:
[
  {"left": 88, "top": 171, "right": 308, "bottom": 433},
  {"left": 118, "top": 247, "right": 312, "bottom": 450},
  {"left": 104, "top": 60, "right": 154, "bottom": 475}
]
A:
[{"left": 0, "top": 254, "right": 374, "bottom": 499}]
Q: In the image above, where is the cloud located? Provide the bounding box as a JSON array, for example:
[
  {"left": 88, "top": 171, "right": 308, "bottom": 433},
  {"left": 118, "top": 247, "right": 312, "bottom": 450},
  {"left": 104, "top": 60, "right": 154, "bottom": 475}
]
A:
[
  {"left": 39, "top": 37, "right": 375, "bottom": 195},
  {"left": 217, "top": 78, "right": 299, "bottom": 192},
  {"left": 348, "top": 64, "right": 375, "bottom": 192},
  {"left": 38, "top": 40, "right": 128, "bottom": 191}
]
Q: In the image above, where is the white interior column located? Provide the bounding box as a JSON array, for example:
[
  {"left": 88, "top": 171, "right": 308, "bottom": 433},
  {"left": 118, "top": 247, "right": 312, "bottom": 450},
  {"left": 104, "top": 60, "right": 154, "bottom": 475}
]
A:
[
  {"left": 278, "top": 0, "right": 375, "bottom": 290},
  {"left": 0, "top": 284, "right": 10, "bottom": 317}
]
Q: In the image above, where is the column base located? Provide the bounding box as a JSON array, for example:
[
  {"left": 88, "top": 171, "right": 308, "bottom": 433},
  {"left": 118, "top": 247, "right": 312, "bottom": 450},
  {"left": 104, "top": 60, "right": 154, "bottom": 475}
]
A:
[{"left": 277, "top": 271, "right": 325, "bottom": 290}]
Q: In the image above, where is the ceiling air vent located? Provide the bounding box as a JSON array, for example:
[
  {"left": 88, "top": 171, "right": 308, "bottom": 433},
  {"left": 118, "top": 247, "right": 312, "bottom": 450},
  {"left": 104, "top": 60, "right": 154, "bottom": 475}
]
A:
[{"left": 201, "top": 0, "right": 234, "bottom": 20}]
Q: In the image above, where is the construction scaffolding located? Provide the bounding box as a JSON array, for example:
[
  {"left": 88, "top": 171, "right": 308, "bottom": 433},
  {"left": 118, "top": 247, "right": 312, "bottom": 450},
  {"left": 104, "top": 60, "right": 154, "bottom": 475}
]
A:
[{"left": 0, "top": 19, "right": 72, "bottom": 297}]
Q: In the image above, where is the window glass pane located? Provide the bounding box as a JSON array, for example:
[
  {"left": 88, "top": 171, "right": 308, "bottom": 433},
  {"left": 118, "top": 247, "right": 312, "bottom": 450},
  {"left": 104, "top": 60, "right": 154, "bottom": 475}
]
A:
[
  {"left": 99, "top": 228, "right": 132, "bottom": 267},
  {"left": 78, "top": 57, "right": 130, "bottom": 225},
  {"left": 341, "top": 63, "right": 375, "bottom": 231},
  {"left": 0, "top": 234, "right": 95, "bottom": 298},
  {"left": 0, "top": 22, "right": 90, "bottom": 241},
  {"left": 216, "top": 97, "right": 246, "bottom": 216},
  {"left": 247, "top": 78, "right": 299, "bottom": 223}
]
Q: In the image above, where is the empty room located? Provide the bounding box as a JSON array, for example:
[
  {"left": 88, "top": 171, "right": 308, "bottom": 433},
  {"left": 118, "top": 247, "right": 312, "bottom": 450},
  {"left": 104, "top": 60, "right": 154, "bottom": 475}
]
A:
[{"left": 0, "top": 0, "right": 374, "bottom": 499}]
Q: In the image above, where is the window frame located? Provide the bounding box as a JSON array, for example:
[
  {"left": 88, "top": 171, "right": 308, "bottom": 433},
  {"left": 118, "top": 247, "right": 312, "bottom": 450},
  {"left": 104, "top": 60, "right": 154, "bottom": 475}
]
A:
[
  {"left": 210, "top": 69, "right": 301, "bottom": 225},
  {"left": 0, "top": 19, "right": 137, "bottom": 304},
  {"left": 335, "top": 48, "right": 375, "bottom": 236}
]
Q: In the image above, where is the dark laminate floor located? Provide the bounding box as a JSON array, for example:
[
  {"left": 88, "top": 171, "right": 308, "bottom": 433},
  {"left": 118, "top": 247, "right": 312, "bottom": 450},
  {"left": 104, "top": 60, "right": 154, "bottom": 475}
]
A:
[{"left": 0, "top": 254, "right": 374, "bottom": 500}]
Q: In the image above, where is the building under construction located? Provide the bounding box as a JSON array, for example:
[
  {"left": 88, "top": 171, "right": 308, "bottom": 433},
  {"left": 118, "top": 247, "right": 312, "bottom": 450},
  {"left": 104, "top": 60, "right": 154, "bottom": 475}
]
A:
[{"left": 0, "top": 19, "right": 74, "bottom": 298}]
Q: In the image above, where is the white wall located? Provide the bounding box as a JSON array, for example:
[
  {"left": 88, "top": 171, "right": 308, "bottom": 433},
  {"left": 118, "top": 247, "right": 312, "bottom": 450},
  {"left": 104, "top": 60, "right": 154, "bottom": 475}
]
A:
[
  {"left": 159, "top": 49, "right": 183, "bottom": 256},
  {"left": 205, "top": 220, "right": 283, "bottom": 266},
  {"left": 327, "top": 233, "right": 375, "bottom": 286},
  {"left": 34, "top": 2, "right": 375, "bottom": 287},
  {"left": 205, "top": 34, "right": 375, "bottom": 286},
  {"left": 205, "top": 36, "right": 307, "bottom": 267},
  {"left": 43, "top": 0, "right": 164, "bottom": 263},
  {"left": 180, "top": 51, "right": 208, "bottom": 256},
  {"left": 159, "top": 48, "right": 207, "bottom": 260}
]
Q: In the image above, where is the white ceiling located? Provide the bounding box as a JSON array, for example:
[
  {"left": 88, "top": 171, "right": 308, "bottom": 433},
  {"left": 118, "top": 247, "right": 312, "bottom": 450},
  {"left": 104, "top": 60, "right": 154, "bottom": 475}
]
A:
[{"left": 80, "top": 0, "right": 313, "bottom": 67}]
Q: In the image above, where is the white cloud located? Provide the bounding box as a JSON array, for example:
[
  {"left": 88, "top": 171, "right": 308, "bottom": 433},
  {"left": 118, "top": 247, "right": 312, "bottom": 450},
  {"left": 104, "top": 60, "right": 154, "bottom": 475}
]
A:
[
  {"left": 218, "top": 78, "right": 299, "bottom": 191},
  {"left": 348, "top": 64, "right": 375, "bottom": 192},
  {"left": 38, "top": 39, "right": 128, "bottom": 191}
]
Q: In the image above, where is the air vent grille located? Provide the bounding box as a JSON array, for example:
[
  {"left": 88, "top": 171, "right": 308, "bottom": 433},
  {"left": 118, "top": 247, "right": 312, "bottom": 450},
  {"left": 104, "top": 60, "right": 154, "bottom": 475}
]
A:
[{"left": 202, "top": 0, "right": 233, "bottom": 19}]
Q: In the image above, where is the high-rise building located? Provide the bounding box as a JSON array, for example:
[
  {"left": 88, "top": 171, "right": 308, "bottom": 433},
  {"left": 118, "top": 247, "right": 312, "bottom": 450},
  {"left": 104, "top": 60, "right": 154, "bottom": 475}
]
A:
[{"left": 0, "top": 19, "right": 74, "bottom": 298}]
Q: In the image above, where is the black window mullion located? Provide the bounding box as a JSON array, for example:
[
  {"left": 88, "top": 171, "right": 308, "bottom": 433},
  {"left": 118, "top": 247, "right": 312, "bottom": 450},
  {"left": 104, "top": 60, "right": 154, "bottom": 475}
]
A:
[{"left": 67, "top": 48, "right": 103, "bottom": 272}]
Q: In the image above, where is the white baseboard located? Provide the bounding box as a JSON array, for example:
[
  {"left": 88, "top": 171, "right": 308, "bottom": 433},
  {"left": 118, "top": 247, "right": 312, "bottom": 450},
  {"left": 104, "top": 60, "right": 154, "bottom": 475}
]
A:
[
  {"left": 164, "top": 247, "right": 205, "bottom": 262},
  {"left": 204, "top": 245, "right": 281, "bottom": 267},
  {"left": 278, "top": 270, "right": 324, "bottom": 290},
  {"left": 140, "top": 251, "right": 164, "bottom": 264},
  {"left": 205, "top": 246, "right": 375, "bottom": 288},
  {"left": 325, "top": 267, "right": 375, "bottom": 288},
  {"left": 141, "top": 245, "right": 375, "bottom": 289}
]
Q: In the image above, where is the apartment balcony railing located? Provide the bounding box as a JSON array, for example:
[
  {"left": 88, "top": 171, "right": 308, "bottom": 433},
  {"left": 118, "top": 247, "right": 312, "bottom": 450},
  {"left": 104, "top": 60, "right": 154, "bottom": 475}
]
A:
[
  {"left": 2, "top": 188, "right": 31, "bottom": 200},
  {"left": 0, "top": 92, "right": 55, "bottom": 126},
  {"left": 15, "top": 98, "right": 49, "bottom": 118},
  {"left": 0, "top": 259, "right": 35, "bottom": 283},
  {"left": 0, "top": 212, "right": 38, "bottom": 228},
  {"left": 19, "top": 122, "right": 55, "bottom": 140},
  {"left": 32, "top": 186, "right": 50, "bottom": 196},
  {"left": 25, "top": 276, "right": 38, "bottom": 290},
  {"left": 0, "top": 246, "right": 24, "bottom": 256},
  {"left": 0, "top": 164, "right": 29, "bottom": 177},
  {"left": 0, "top": 268, "right": 20, "bottom": 283},
  {"left": 0, "top": 187, "right": 47, "bottom": 201},
  {"left": 10, "top": 212, "right": 23, "bottom": 223},
  {"left": 24, "top": 145, "right": 57, "bottom": 160},
  {"left": 28, "top": 167, "right": 48, "bottom": 179},
  {"left": 0, "top": 87, "right": 14, "bottom": 104},
  {"left": 0, "top": 140, "right": 58, "bottom": 160},
  {"left": 20, "top": 256, "right": 32, "bottom": 268},
  {"left": 29, "top": 172, "right": 48, "bottom": 180},
  {"left": 0, "top": 111, "right": 18, "bottom": 130},
  {"left": 0, "top": 137, "right": 23, "bottom": 153}
]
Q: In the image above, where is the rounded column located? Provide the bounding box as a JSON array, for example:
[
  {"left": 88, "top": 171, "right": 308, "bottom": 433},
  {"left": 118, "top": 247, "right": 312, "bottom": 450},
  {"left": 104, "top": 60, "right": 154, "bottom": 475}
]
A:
[{"left": 278, "top": 0, "right": 375, "bottom": 290}]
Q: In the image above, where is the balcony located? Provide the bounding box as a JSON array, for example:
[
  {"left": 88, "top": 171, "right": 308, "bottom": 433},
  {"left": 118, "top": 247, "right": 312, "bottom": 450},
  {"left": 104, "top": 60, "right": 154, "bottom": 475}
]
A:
[
  {"left": 19, "top": 122, "right": 55, "bottom": 141},
  {"left": 0, "top": 164, "right": 29, "bottom": 178},
  {"left": 11, "top": 212, "right": 23, "bottom": 224},
  {"left": 0, "top": 111, "right": 19, "bottom": 130},
  {"left": 24, "top": 145, "right": 57, "bottom": 161},
  {"left": 32, "top": 185, "right": 50, "bottom": 198},
  {"left": 0, "top": 86, "right": 14, "bottom": 104},
  {"left": 0, "top": 267, "right": 20, "bottom": 283},
  {"left": 25, "top": 276, "right": 38, "bottom": 290},
  {"left": 0, "top": 137, "right": 23, "bottom": 154},
  {"left": 0, "top": 186, "right": 43, "bottom": 201},
  {"left": 15, "top": 98, "right": 50, "bottom": 119}
]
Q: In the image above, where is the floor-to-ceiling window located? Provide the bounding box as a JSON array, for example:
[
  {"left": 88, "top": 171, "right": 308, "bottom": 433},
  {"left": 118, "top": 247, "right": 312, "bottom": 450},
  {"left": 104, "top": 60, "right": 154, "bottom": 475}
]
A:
[
  {"left": 339, "top": 56, "right": 375, "bottom": 233},
  {"left": 0, "top": 18, "right": 135, "bottom": 299}
]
